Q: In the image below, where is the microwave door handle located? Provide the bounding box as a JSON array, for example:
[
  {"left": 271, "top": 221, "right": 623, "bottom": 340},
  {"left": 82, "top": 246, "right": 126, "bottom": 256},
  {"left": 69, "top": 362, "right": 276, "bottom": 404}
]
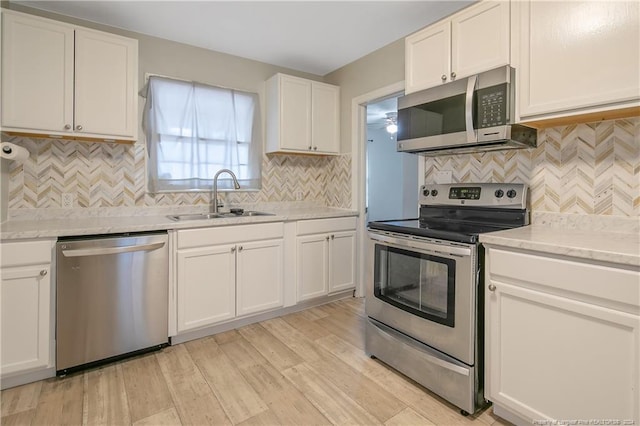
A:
[{"left": 465, "top": 74, "right": 478, "bottom": 143}]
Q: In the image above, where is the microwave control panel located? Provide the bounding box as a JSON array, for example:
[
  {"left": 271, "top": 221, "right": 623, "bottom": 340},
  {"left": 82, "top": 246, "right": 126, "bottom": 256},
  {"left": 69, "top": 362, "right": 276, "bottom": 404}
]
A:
[{"left": 477, "top": 84, "right": 508, "bottom": 129}]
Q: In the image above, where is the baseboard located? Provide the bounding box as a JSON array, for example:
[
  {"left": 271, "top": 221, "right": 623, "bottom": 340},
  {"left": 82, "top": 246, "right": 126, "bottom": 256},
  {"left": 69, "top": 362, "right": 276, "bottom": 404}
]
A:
[{"left": 1, "top": 366, "right": 55, "bottom": 390}]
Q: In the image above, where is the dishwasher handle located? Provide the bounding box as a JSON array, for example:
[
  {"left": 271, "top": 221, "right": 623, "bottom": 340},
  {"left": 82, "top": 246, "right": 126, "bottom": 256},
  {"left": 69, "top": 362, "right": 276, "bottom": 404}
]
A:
[{"left": 61, "top": 241, "right": 166, "bottom": 258}]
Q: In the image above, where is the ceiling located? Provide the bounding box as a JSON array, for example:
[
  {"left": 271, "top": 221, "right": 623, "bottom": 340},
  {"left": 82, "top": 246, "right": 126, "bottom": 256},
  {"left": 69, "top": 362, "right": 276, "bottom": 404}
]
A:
[{"left": 13, "top": 1, "right": 474, "bottom": 76}]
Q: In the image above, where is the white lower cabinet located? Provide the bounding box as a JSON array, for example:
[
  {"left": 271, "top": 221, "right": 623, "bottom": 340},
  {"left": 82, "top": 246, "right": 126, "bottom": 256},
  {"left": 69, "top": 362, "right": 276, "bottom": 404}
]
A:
[
  {"left": 175, "top": 223, "right": 284, "bottom": 333},
  {"left": 0, "top": 239, "right": 55, "bottom": 382},
  {"left": 177, "top": 244, "right": 236, "bottom": 332},
  {"left": 296, "top": 217, "right": 357, "bottom": 302},
  {"left": 485, "top": 246, "right": 640, "bottom": 424},
  {"left": 236, "top": 239, "right": 283, "bottom": 317}
]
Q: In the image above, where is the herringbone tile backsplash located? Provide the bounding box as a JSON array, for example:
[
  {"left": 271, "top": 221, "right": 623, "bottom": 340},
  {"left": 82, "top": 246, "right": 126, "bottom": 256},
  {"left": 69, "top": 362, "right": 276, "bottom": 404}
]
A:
[
  {"left": 5, "top": 118, "right": 639, "bottom": 216},
  {"left": 424, "top": 118, "right": 639, "bottom": 216},
  {"left": 5, "top": 136, "right": 352, "bottom": 210}
]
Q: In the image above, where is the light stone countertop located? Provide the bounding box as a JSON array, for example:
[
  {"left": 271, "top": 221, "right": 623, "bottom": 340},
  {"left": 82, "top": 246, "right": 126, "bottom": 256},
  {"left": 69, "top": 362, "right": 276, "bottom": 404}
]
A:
[
  {"left": 0, "top": 204, "right": 359, "bottom": 240},
  {"left": 479, "top": 225, "right": 640, "bottom": 267}
]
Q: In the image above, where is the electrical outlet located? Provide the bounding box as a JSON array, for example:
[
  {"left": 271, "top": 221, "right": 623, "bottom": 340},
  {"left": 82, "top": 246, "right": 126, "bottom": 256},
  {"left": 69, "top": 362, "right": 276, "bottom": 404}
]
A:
[
  {"left": 61, "top": 192, "right": 74, "bottom": 208},
  {"left": 434, "top": 170, "right": 452, "bottom": 184},
  {"left": 295, "top": 190, "right": 303, "bottom": 201}
]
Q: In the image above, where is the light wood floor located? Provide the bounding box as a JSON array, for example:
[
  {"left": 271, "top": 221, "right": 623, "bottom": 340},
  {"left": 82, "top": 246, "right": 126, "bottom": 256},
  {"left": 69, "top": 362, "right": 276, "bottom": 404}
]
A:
[{"left": 1, "top": 297, "right": 512, "bottom": 426}]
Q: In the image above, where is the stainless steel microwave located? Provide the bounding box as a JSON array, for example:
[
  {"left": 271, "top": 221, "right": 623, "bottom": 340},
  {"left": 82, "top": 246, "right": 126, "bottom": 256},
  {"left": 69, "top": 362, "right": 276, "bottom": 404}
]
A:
[{"left": 396, "top": 66, "right": 537, "bottom": 155}]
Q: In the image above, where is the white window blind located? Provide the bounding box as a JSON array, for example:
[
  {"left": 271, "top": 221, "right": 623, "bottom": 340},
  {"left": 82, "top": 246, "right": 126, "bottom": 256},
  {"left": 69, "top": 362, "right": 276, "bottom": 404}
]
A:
[{"left": 142, "top": 76, "right": 262, "bottom": 192}]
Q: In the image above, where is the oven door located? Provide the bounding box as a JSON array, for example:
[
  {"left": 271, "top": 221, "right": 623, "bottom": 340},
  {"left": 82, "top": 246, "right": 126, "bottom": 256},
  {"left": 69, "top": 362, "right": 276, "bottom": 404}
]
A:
[{"left": 365, "top": 230, "right": 478, "bottom": 365}]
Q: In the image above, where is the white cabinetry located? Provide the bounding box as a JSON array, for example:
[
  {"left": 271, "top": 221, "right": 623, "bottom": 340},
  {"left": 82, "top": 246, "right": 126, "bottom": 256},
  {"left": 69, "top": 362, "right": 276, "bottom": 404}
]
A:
[
  {"left": 296, "top": 217, "right": 356, "bottom": 301},
  {"left": 0, "top": 239, "right": 54, "bottom": 386},
  {"left": 266, "top": 73, "right": 340, "bottom": 155},
  {"left": 1, "top": 10, "right": 138, "bottom": 142},
  {"left": 485, "top": 246, "right": 640, "bottom": 424},
  {"left": 405, "top": 1, "right": 509, "bottom": 94},
  {"left": 174, "top": 223, "right": 284, "bottom": 333},
  {"left": 515, "top": 1, "right": 640, "bottom": 121}
]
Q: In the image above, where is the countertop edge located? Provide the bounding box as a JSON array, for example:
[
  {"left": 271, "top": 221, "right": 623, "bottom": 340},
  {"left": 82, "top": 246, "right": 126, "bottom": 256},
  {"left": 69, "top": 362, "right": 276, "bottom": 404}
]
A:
[
  {"left": 1, "top": 209, "right": 360, "bottom": 241},
  {"left": 480, "top": 227, "right": 640, "bottom": 268}
]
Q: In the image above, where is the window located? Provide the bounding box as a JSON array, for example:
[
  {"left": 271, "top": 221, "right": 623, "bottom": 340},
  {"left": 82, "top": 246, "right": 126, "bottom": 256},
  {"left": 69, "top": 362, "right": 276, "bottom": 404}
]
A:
[{"left": 142, "top": 76, "right": 262, "bottom": 192}]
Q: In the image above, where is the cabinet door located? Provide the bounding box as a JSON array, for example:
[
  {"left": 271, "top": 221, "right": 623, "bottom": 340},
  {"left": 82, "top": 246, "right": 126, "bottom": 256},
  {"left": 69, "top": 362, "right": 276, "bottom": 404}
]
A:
[
  {"left": 328, "top": 231, "right": 356, "bottom": 293},
  {"left": 296, "top": 235, "right": 328, "bottom": 301},
  {"left": 1, "top": 12, "right": 74, "bottom": 134},
  {"left": 311, "top": 82, "right": 340, "bottom": 154},
  {"left": 486, "top": 280, "right": 640, "bottom": 422},
  {"left": 176, "top": 245, "right": 236, "bottom": 332},
  {"left": 451, "top": 1, "right": 509, "bottom": 80},
  {"left": 74, "top": 29, "right": 138, "bottom": 139},
  {"left": 405, "top": 21, "right": 451, "bottom": 94},
  {"left": 236, "top": 239, "right": 284, "bottom": 316},
  {"left": 518, "top": 1, "right": 640, "bottom": 118},
  {"left": 279, "top": 75, "right": 312, "bottom": 152},
  {"left": 1, "top": 265, "right": 51, "bottom": 375}
]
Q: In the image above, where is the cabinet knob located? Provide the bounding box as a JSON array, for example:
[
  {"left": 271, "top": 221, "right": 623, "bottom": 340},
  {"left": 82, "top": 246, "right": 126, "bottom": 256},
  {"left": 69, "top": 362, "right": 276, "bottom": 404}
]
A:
[
  {"left": 326, "top": 236, "right": 330, "bottom": 241},
  {"left": 308, "top": 146, "right": 312, "bottom": 150},
  {"left": 441, "top": 74, "right": 447, "bottom": 82},
  {"left": 76, "top": 125, "right": 83, "bottom": 131},
  {"left": 231, "top": 246, "right": 236, "bottom": 252},
  {"left": 451, "top": 72, "right": 456, "bottom": 79},
  {"left": 331, "top": 235, "right": 334, "bottom": 240},
  {"left": 313, "top": 146, "right": 317, "bottom": 151},
  {"left": 40, "top": 269, "right": 48, "bottom": 277},
  {"left": 239, "top": 246, "right": 243, "bottom": 251},
  {"left": 64, "top": 124, "right": 72, "bottom": 130},
  {"left": 488, "top": 284, "right": 496, "bottom": 292}
]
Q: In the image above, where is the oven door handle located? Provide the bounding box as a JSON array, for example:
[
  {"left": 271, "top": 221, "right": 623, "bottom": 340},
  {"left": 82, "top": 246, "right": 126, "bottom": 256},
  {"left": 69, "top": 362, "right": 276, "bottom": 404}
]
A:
[{"left": 369, "top": 232, "right": 471, "bottom": 258}]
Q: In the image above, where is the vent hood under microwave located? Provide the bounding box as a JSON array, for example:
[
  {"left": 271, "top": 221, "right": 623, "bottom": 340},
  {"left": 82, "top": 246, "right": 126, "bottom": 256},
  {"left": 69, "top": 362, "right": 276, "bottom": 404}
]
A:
[{"left": 396, "top": 66, "right": 537, "bottom": 156}]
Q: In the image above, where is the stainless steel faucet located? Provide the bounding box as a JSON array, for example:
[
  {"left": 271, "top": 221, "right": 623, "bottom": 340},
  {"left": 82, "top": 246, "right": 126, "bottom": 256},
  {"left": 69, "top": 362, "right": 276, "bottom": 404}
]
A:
[{"left": 211, "top": 169, "right": 241, "bottom": 213}]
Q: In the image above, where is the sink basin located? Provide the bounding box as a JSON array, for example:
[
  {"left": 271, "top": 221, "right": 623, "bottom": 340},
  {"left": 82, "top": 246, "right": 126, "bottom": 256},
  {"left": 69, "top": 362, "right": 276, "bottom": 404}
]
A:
[
  {"left": 167, "top": 213, "right": 223, "bottom": 221},
  {"left": 167, "top": 211, "right": 274, "bottom": 221}
]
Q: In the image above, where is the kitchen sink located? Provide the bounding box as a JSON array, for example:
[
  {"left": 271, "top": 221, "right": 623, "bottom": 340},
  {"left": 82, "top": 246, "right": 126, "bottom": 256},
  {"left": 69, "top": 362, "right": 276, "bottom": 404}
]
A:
[{"left": 167, "top": 211, "right": 274, "bottom": 221}]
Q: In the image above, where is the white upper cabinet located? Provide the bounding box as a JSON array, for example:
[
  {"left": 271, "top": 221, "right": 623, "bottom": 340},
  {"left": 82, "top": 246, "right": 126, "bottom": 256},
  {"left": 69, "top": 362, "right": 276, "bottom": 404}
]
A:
[
  {"left": 405, "top": 1, "right": 510, "bottom": 94},
  {"left": 266, "top": 73, "right": 340, "bottom": 155},
  {"left": 73, "top": 29, "right": 138, "bottom": 139},
  {"left": 516, "top": 0, "right": 640, "bottom": 120},
  {"left": 1, "top": 10, "right": 138, "bottom": 142},
  {"left": 311, "top": 81, "right": 340, "bottom": 154}
]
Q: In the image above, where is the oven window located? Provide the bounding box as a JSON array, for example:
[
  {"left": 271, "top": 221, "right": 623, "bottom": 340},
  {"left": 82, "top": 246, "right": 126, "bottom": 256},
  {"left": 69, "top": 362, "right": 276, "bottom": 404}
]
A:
[{"left": 374, "top": 244, "right": 456, "bottom": 327}]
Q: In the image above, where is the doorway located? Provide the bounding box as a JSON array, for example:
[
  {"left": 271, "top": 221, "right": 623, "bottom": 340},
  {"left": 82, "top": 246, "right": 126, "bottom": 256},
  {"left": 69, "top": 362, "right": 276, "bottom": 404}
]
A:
[{"left": 365, "top": 96, "right": 419, "bottom": 222}]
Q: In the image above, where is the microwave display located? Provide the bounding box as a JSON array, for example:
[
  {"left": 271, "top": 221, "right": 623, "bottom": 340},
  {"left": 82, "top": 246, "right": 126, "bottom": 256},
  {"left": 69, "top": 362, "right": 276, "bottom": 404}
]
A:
[
  {"left": 477, "top": 83, "right": 508, "bottom": 129},
  {"left": 449, "top": 187, "right": 481, "bottom": 200}
]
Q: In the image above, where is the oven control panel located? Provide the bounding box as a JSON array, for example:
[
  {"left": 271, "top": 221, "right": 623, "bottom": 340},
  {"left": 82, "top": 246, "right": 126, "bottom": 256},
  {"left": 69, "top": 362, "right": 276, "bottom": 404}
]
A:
[{"left": 420, "top": 183, "right": 527, "bottom": 208}]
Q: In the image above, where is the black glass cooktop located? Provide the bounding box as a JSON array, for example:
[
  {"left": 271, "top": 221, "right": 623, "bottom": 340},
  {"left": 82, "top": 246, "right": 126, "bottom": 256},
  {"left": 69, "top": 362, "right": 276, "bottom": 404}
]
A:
[{"left": 368, "top": 206, "right": 528, "bottom": 244}]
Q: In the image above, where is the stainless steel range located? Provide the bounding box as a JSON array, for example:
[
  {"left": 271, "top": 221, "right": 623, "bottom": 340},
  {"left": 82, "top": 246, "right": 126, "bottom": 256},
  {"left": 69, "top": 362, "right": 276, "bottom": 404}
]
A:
[{"left": 365, "top": 182, "right": 529, "bottom": 415}]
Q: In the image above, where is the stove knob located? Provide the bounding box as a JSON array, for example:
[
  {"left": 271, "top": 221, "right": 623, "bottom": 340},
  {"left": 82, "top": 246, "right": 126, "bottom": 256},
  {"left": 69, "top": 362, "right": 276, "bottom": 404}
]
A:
[
  {"left": 495, "top": 189, "right": 504, "bottom": 198},
  {"left": 431, "top": 189, "right": 438, "bottom": 197},
  {"left": 423, "top": 188, "right": 430, "bottom": 196},
  {"left": 507, "top": 189, "right": 517, "bottom": 198}
]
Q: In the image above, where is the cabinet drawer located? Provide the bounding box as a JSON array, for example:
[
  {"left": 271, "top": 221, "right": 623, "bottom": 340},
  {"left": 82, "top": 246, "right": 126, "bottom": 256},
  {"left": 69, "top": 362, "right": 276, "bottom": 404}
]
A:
[
  {"left": 487, "top": 247, "right": 640, "bottom": 308},
  {"left": 177, "top": 223, "right": 284, "bottom": 249},
  {"left": 297, "top": 217, "right": 357, "bottom": 236},
  {"left": 1, "top": 239, "right": 54, "bottom": 267}
]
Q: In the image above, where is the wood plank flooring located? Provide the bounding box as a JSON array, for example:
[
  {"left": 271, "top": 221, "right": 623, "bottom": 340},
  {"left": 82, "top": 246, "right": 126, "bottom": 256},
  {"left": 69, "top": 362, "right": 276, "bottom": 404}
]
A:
[{"left": 1, "top": 298, "right": 512, "bottom": 425}]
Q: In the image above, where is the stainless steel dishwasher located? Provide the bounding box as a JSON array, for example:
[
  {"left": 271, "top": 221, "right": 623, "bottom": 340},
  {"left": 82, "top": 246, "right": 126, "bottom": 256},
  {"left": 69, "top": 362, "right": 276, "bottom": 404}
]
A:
[{"left": 56, "top": 231, "right": 169, "bottom": 375}]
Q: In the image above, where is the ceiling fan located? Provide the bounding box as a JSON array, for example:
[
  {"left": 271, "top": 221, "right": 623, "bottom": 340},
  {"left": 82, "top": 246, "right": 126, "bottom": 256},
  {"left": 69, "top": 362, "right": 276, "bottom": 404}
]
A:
[{"left": 385, "top": 112, "right": 398, "bottom": 134}]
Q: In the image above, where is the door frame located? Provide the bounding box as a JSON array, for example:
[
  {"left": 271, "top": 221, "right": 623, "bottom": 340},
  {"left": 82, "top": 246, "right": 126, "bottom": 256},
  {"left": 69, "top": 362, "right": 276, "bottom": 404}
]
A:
[{"left": 350, "top": 81, "right": 425, "bottom": 297}]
